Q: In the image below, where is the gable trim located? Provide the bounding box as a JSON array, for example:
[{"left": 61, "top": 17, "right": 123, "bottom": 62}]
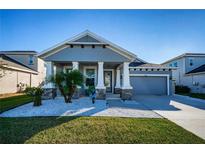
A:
[{"left": 38, "top": 30, "right": 137, "bottom": 61}]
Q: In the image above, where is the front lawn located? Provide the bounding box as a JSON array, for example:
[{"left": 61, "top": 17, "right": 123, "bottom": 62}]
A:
[
  {"left": 178, "top": 93, "right": 205, "bottom": 100},
  {"left": 0, "top": 94, "right": 32, "bottom": 113},
  {"left": 0, "top": 117, "right": 204, "bottom": 144}
]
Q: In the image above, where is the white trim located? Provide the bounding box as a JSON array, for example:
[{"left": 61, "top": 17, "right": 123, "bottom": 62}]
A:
[
  {"left": 83, "top": 66, "right": 97, "bottom": 89},
  {"left": 185, "top": 71, "right": 205, "bottom": 76},
  {"left": 72, "top": 61, "right": 79, "bottom": 70},
  {"left": 106, "top": 46, "right": 135, "bottom": 61},
  {"left": 161, "top": 53, "right": 205, "bottom": 65},
  {"left": 129, "top": 74, "right": 170, "bottom": 95},
  {"left": 129, "top": 66, "right": 176, "bottom": 70},
  {"left": 66, "top": 42, "right": 107, "bottom": 45},
  {"left": 1, "top": 65, "right": 38, "bottom": 74},
  {"left": 40, "top": 45, "right": 68, "bottom": 59},
  {"left": 38, "top": 30, "right": 137, "bottom": 60},
  {"left": 104, "top": 69, "right": 114, "bottom": 93}
]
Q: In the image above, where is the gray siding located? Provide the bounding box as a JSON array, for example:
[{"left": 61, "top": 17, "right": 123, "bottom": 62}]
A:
[
  {"left": 74, "top": 35, "right": 100, "bottom": 42},
  {"left": 185, "top": 56, "right": 205, "bottom": 73},
  {"left": 45, "top": 46, "right": 130, "bottom": 62},
  {"left": 6, "top": 54, "right": 38, "bottom": 71}
]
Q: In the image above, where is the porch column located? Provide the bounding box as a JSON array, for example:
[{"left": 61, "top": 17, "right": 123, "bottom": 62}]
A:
[
  {"left": 72, "top": 61, "right": 80, "bottom": 99},
  {"left": 53, "top": 64, "right": 56, "bottom": 76},
  {"left": 121, "top": 62, "right": 132, "bottom": 100},
  {"left": 42, "top": 61, "right": 57, "bottom": 100},
  {"left": 115, "top": 69, "right": 121, "bottom": 94},
  {"left": 45, "top": 61, "right": 53, "bottom": 88},
  {"left": 72, "top": 61, "right": 79, "bottom": 70},
  {"left": 96, "top": 62, "right": 106, "bottom": 99}
]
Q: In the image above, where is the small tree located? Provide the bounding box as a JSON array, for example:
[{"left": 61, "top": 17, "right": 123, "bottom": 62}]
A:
[{"left": 50, "top": 70, "right": 83, "bottom": 103}]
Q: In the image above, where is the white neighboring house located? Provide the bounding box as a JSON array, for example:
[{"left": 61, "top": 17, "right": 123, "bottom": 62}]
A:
[
  {"left": 162, "top": 53, "right": 205, "bottom": 93},
  {"left": 0, "top": 51, "right": 46, "bottom": 94}
]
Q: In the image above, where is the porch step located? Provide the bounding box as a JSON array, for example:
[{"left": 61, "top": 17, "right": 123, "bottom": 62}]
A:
[{"left": 106, "top": 93, "right": 121, "bottom": 100}]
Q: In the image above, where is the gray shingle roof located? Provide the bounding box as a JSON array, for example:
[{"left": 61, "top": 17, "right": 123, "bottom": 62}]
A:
[{"left": 129, "top": 61, "right": 166, "bottom": 68}]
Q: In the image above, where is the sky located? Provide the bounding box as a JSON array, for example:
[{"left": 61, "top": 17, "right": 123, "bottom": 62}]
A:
[{"left": 0, "top": 9, "right": 205, "bottom": 64}]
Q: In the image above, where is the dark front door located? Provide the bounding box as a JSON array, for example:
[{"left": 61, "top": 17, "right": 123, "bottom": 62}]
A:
[{"left": 104, "top": 71, "right": 112, "bottom": 93}]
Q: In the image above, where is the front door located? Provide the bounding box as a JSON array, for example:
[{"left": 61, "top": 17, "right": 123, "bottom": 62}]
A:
[{"left": 104, "top": 71, "right": 112, "bottom": 93}]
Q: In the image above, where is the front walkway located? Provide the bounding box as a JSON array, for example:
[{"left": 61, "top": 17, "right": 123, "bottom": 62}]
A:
[
  {"left": 134, "top": 95, "right": 205, "bottom": 140},
  {"left": 0, "top": 97, "right": 161, "bottom": 118}
]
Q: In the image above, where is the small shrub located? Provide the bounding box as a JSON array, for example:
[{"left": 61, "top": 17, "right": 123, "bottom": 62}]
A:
[
  {"left": 175, "top": 85, "right": 191, "bottom": 94},
  {"left": 25, "top": 87, "right": 44, "bottom": 106},
  {"left": 85, "top": 85, "right": 95, "bottom": 96}
]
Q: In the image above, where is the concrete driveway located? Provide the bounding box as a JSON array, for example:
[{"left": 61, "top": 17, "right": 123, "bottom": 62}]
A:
[{"left": 134, "top": 95, "right": 205, "bottom": 140}]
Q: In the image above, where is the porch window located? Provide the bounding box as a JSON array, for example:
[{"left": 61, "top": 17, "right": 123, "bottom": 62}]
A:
[
  {"left": 85, "top": 69, "right": 95, "bottom": 87},
  {"left": 63, "top": 66, "right": 72, "bottom": 73}
]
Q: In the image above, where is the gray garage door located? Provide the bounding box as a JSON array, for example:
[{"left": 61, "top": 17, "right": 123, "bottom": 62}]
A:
[{"left": 130, "top": 76, "right": 167, "bottom": 95}]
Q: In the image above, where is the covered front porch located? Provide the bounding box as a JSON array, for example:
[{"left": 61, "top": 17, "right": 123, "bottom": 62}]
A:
[{"left": 45, "top": 61, "right": 132, "bottom": 100}]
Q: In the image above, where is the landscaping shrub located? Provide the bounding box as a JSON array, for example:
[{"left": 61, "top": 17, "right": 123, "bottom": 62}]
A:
[
  {"left": 49, "top": 70, "right": 83, "bottom": 103},
  {"left": 25, "top": 87, "right": 44, "bottom": 106},
  {"left": 175, "top": 85, "right": 191, "bottom": 94}
]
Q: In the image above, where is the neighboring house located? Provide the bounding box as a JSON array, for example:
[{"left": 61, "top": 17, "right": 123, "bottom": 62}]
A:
[
  {"left": 162, "top": 53, "right": 205, "bottom": 93},
  {"left": 0, "top": 51, "right": 45, "bottom": 94},
  {"left": 38, "top": 30, "right": 174, "bottom": 100}
]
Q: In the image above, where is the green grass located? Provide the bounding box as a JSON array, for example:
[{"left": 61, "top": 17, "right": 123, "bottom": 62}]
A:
[
  {"left": 0, "top": 94, "right": 33, "bottom": 113},
  {"left": 0, "top": 117, "right": 204, "bottom": 144},
  {"left": 178, "top": 93, "right": 205, "bottom": 100}
]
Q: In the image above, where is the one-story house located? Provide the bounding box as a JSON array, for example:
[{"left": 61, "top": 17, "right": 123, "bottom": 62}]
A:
[{"left": 38, "top": 30, "right": 174, "bottom": 100}]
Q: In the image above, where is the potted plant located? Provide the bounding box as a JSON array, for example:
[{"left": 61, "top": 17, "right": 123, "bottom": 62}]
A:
[{"left": 25, "top": 87, "right": 44, "bottom": 106}]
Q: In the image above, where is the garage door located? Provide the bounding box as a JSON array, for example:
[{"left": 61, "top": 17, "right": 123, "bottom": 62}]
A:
[{"left": 130, "top": 76, "right": 167, "bottom": 95}]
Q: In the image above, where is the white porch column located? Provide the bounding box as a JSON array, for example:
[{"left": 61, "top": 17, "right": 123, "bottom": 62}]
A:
[
  {"left": 122, "top": 62, "right": 132, "bottom": 89},
  {"left": 44, "top": 61, "right": 53, "bottom": 88},
  {"left": 72, "top": 61, "right": 79, "bottom": 70},
  {"left": 96, "top": 62, "right": 105, "bottom": 89},
  {"left": 53, "top": 64, "right": 56, "bottom": 76},
  {"left": 115, "top": 69, "right": 121, "bottom": 88}
]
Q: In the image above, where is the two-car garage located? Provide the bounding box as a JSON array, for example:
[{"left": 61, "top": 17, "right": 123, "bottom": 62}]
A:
[{"left": 130, "top": 74, "right": 170, "bottom": 95}]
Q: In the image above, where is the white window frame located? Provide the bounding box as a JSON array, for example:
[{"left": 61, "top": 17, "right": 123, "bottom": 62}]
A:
[
  {"left": 129, "top": 74, "right": 170, "bottom": 95},
  {"left": 83, "top": 66, "right": 97, "bottom": 88},
  {"left": 63, "top": 65, "right": 72, "bottom": 73}
]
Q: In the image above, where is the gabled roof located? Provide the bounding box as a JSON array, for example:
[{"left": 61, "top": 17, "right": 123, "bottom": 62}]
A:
[
  {"left": 162, "top": 53, "right": 205, "bottom": 65},
  {"left": 0, "top": 54, "right": 38, "bottom": 74},
  {"left": 38, "top": 30, "right": 137, "bottom": 61},
  {"left": 186, "top": 64, "right": 205, "bottom": 75}
]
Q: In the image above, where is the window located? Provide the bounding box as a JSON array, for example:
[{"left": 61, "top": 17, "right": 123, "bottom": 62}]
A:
[
  {"left": 63, "top": 66, "right": 72, "bottom": 73},
  {"left": 169, "top": 63, "right": 172, "bottom": 67},
  {"left": 174, "top": 62, "right": 178, "bottom": 67},
  {"left": 29, "top": 55, "right": 34, "bottom": 65},
  {"left": 65, "top": 68, "right": 72, "bottom": 73},
  {"left": 189, "top": 58, "right": 194, "bottom": 66},
  {"left": 85, "top": 69, "right": 95, "bottom": 87}
]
